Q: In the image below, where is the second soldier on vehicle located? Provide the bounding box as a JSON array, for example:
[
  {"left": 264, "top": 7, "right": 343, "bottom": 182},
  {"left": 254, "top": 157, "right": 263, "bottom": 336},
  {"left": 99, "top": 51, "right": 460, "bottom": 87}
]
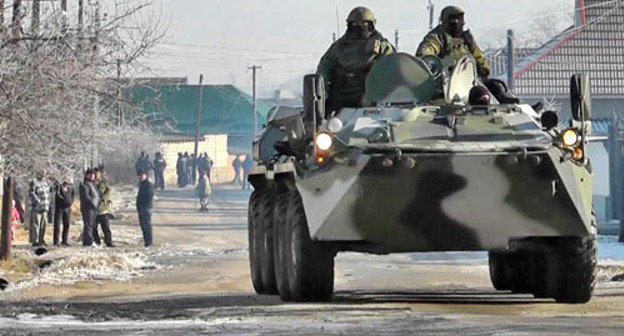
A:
[
  {"left": 317, "top": 6, "right": 395, "bottom": 114},
  {"left": 416, "top": 6, "right": 518, "bottom": 103}
]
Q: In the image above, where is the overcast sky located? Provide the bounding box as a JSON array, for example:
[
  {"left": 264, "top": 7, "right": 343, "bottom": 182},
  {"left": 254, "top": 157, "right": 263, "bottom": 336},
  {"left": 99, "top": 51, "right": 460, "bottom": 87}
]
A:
[{"left": 145, "top": 0, "right": 573, "bottom": 97}]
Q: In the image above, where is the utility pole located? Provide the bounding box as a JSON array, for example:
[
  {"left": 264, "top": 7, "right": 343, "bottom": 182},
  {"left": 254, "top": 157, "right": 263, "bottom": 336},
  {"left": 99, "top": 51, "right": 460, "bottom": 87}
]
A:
[
  {"left": 194, "top": 74, "right": 204, "bottom": 177},
  {"left": 248, "top": 65, "right": 261, "bottom": 137},
  {"left": 394, "top": 30, "right": 399, "bottom": 51},
  {"left": 1, "top": 177, "right": 13, "bottom": 260},
  {"left": 427, "top": 0, "right": 435, "bottom": 30},
  {"left": 506, "top": 29, "right": 515, "bottom": 91},
  {"left": 332, "top": 32, "right": 336, "bottom": 42}
]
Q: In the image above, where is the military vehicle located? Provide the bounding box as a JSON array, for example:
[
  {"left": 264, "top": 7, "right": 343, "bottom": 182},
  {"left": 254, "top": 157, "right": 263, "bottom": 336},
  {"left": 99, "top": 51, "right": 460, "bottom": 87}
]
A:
[{"left": 247, "top": 52, "right": 596, "bottom": 304}]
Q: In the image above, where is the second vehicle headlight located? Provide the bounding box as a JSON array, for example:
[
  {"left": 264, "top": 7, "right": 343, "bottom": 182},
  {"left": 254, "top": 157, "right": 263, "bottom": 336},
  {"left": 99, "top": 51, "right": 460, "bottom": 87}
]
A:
[
  {"left": 315, "top": 132, "right": 333, "bottom": 151},
  {"left": 561, "top": 128, "right": 580, "bottom": 147}
]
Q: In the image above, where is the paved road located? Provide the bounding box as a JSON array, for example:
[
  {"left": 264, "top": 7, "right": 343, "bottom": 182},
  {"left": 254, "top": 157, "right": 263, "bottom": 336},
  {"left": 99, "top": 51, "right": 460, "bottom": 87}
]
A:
[{"left": 1, "top": 185, "right": 624, "bottom": 335}]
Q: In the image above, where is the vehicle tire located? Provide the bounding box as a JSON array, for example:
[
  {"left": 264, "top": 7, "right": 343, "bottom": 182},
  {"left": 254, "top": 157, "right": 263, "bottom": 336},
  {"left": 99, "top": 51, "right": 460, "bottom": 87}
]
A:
[
  {"left": 259, "top": 191, "right": 278, "bottom": 294},
  {"left": 508, "top": 251, "right": 533, "bottom": 294},
  {"left": 273, "top": 191, "right": 292, "bottom": 301},
  {"left": 553, "top": 236, "right": 596, "bottom": 304},
  {"left": 283, "top": 192, "right": 334, "bottom": 302},
  {"left": 248, "top": 190, "right": 264, "bottom": 294},
  {"left": 488, "top": 251, "right": 512, "bottom": 291}
]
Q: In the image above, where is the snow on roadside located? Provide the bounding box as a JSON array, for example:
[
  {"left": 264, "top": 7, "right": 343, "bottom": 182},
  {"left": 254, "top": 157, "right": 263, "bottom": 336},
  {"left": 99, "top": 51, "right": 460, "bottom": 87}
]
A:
[{"left": 0, "top": 243, "right": 246, "bottom": 297}]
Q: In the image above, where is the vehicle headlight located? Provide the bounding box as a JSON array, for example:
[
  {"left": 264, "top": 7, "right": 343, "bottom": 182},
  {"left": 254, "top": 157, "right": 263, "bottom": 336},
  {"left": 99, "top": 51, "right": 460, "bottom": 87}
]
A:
[
  {"left": 315, "top": 132, "right": 333, "bottom": 151},
  {"left": 561, "top": 128, "right": 580, "bottom": 147}
]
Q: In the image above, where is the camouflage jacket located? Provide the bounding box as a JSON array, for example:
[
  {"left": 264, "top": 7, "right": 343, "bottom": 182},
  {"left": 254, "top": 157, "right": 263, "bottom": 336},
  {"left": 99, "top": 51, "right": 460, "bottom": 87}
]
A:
[
  {"left": 317, "top": 31, "right": 395, "bottom": 109},
  {"left": 416, "top": 25, "right": 490, "bottom": 78},
  {"left": 28, "top": 178, "right": 50, "bottom": 213},
  {"left": 97, "top": 180, "right": 113, "bottom": 215}
]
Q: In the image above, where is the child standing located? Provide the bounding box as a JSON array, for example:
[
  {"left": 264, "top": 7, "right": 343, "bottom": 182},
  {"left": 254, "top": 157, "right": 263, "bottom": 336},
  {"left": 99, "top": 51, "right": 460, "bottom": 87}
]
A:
[
  {"left": 196, "top": 171, "right": 211, "bottom": 213},
  {"left": 11, "top": 200, "right": 21, "bottom": 247}
]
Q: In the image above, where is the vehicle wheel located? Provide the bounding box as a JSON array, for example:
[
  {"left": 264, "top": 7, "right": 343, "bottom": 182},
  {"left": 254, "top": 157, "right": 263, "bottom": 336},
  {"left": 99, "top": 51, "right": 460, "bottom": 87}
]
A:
[
  {"left": 488, "top": 251, "right": 512, "bottom": 291},
  {"left": 248, "top": 190, "right": 264, "bottom": 294},
  {"left": 273, "top": 191, "right": 292, "bottom": 301},
  {"left": 283, "top": 192, "right": 334, "bottom": 302},
  {"left": 553, "top": 236, "right": 596, "bottom": 304},
  {"left": 259, "top": 191, "right": 278, "bottom": 294}
]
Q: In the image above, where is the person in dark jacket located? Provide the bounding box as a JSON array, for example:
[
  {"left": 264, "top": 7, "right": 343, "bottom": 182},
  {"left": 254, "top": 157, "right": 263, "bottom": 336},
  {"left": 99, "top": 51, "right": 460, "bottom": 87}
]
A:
[
  {"left": 136, "top": 171, "right": 155, "bottom": 247},
  {"left": 53, "top": 176, "right": 75, "bottom": 246},
  {"left": 177, "top": 152, "right": 189, "bottom": 187},
  {"left": 175, "top": 152, "right": 183, "bottom": 187},
  {"left": 93, "top": 169, "right": 115, "bottom": 247},
  {"left": 79, "top": 169, "right": 100, "bottom": 247},
  {"left": 153, "top": 152, "right": 166, "bottom": 190},
  {"left": 197, "top": 154, "right": 206, "bottom": 181},
  {"left": 242, "top": 154, "right": 255, "bottom": 190}
]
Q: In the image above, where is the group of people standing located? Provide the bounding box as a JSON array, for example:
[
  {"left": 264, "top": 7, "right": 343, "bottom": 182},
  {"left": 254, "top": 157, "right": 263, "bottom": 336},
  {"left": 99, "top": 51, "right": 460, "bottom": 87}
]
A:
[
  {"left": 26, "top": 172, "right": 77, "bottom": 247},
  {"left": 176, "top": 152, "right": 213, "bottom": 188},
  {"left": 231, "top": 154, "right": 254, "bottom": 190},
  {"left": 134, "top": 151, "right": 167, "bottom": 190},
  {"left": 23, "top": 167, "right": 114, "bottom": 248},
  {"left": 79, "top": 167, "right": 115, "bottom": 248}
]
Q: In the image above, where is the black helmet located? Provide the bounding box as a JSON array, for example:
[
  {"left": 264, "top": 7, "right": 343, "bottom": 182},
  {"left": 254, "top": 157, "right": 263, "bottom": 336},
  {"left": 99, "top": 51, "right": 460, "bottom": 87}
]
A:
[
  {"left": 440, "top": 6, "right": 465, "bottom": 36},
  {"left": 347, "top": 6, "right": 376, "bottom": 25}
]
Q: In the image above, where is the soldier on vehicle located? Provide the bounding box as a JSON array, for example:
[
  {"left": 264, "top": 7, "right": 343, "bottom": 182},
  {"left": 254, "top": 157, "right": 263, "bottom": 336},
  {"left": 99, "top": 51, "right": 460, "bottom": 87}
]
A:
[
  {"left": 317, "top": 6, "right": 395, "bottom": 114},
  {"left": 416, "top": 6, "right": 518, "bottom": 103},
  {"left": 416, "top": 6, "right": 489, "bottom": 78}
]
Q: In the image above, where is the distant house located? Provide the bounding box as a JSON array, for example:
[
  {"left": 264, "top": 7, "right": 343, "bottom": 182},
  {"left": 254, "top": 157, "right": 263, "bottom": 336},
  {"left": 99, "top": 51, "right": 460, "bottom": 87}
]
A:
[
  {"left": 128, "top": 84, "right": 270, "bottom": 184},
  {"left": 494, "top": 0, "right": 624, "bottom": 223}
]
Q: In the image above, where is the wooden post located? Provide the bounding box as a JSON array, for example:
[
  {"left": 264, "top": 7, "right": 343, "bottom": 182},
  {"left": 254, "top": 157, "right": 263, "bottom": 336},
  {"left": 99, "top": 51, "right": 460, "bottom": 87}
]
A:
[{"left": 1, "top": 177, "right": 14, "bottom": 260}]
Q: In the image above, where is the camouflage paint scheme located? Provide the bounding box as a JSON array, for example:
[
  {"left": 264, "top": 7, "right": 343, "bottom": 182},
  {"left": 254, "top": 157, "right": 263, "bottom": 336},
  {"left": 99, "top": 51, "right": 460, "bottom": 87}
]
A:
[{"left": 249, "top": 53, "right": 593, "bottom": 253}]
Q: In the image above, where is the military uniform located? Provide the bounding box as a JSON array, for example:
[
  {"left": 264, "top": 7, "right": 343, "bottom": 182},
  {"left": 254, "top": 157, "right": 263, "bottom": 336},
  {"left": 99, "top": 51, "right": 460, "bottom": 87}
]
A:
[
  {"left": 416, "top": 6, "right": 490, "bottom": 78},
  {"left": 317, "top": 7, "right": 395, "bottom": 110}
]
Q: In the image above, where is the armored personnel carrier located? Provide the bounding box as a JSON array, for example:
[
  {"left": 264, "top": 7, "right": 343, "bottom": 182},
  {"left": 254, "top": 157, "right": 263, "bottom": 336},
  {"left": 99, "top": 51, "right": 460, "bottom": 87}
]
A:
[{"left": 247, "top": 53, "right": 596, "bottom": 304}]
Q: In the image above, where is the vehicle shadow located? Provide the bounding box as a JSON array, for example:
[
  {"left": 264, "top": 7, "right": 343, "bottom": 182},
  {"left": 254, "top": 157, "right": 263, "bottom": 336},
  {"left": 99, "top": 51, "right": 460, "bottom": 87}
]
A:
[{"left": 332, "top": 289, "right": 550, "bottom": 305}]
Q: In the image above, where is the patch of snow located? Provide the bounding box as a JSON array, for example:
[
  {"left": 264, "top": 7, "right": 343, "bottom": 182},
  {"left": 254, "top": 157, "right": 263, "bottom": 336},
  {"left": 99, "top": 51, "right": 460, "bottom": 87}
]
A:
[{"left": 598, "top": 235, "right": 624, "bottom": 261}]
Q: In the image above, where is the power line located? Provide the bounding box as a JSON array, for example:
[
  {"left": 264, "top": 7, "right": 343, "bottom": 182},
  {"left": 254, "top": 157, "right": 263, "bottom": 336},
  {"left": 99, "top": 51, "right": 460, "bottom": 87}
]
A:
[{"left": 161, "top": 42, "right": 317, "bottom": 57}]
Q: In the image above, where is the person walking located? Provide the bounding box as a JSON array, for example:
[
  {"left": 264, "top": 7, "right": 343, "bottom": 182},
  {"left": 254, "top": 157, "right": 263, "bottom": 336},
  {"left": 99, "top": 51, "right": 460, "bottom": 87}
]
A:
[
  {"left": 28, "top": 171, "right": 51, "bottom": 247},
  {"left": 93, "top": 169, "right": 115, "bottom": 248},
  {"left": 53, "top": 176, "right": 75, "bottom": 247},
  {"left": 232, "top": 155, "right": 242, "bottom": 186},
  {"left": 196, "top": 171, "right": 211, "bottom": 212},
  {"left": 242, "top": 154, "right": 255, "bottom": 190},
  {"left": 79, "top": 169, "right": 100, "bottom": 247},
  {"left": 137, "top": 171, "right": 154, "bottom": 247}
]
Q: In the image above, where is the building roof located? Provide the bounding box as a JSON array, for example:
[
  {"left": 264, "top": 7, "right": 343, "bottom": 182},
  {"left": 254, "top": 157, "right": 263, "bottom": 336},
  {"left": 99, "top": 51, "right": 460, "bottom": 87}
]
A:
[
  {"left": 129, "top": 84, "right": 270, "bottom": 138},
  {"left": 502, "top": 0, "right": 624, "bottom": 97}
]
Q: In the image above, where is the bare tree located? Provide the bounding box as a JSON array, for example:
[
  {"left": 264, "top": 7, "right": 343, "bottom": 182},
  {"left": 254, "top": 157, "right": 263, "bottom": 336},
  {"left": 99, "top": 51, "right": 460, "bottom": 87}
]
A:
[{"left": 0, "top": 0, "right": 166, "bottom": 183}]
